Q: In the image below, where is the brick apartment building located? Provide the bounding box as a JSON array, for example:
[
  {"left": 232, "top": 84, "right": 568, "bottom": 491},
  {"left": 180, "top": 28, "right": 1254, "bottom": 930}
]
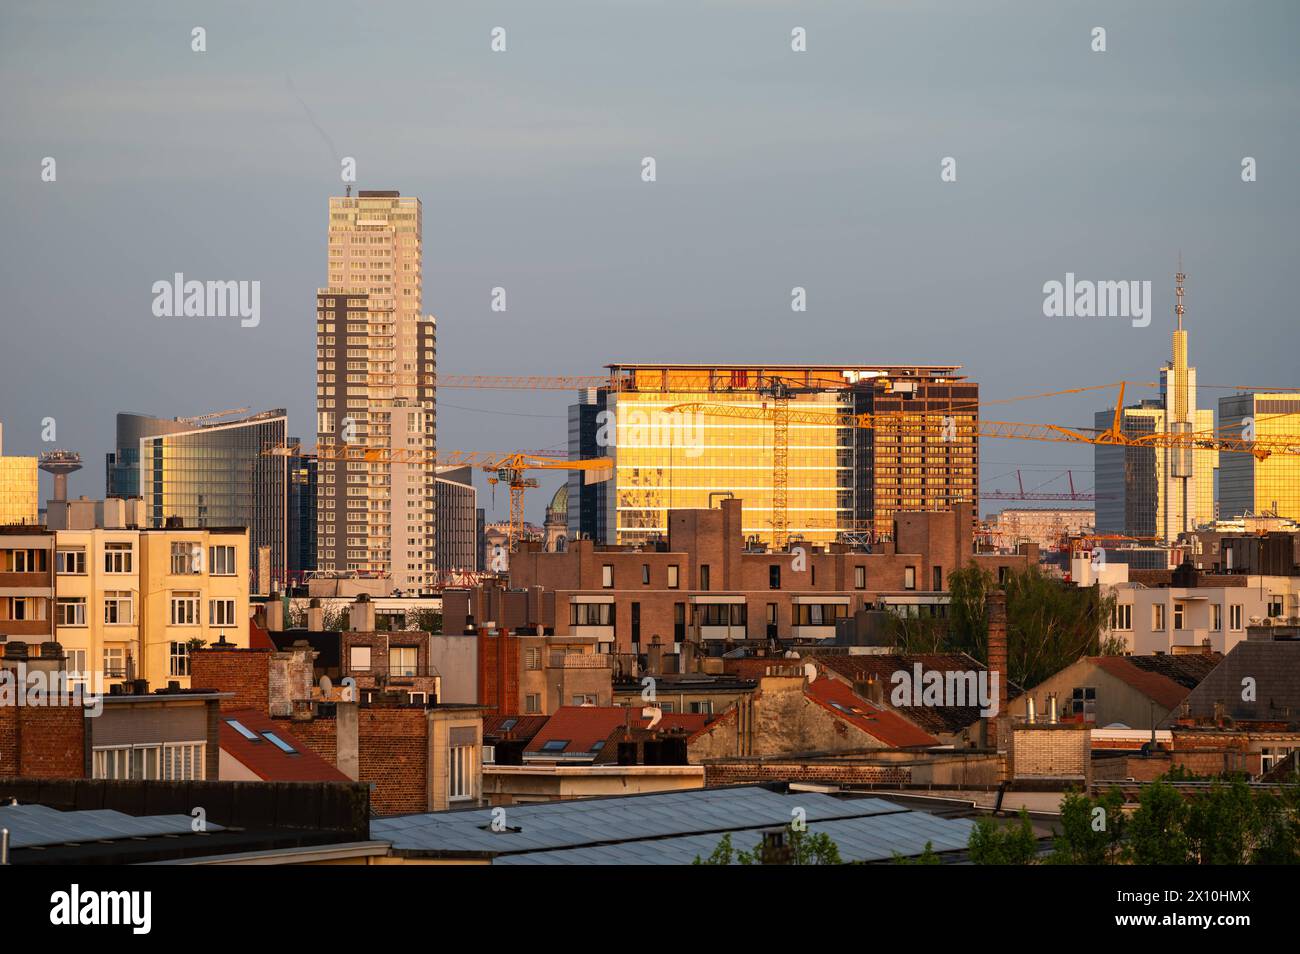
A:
[{"left": 446, "top": 498, "right": 1035, "bottom": 656}]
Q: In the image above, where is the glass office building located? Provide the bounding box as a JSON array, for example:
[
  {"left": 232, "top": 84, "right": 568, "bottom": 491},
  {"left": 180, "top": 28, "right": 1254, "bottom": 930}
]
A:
[
  {"left": 1220, "top": 392, "right": 1300, "bottom": 523},
  {"left": 108, "top": 410, "right": 288, "bottom": 591},
  {"left": 569, "top": 364, "right": 978, "bottom": 548}
]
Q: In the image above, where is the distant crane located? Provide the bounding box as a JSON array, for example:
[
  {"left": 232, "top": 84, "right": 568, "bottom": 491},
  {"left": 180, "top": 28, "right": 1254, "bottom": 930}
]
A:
[{"left": 980, "top": 470, "right": 1100, "bottom": 501}]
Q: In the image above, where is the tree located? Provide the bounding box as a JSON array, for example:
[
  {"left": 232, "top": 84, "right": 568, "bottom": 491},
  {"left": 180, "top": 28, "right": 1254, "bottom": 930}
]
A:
[
  {"left": 1185, "top": 778, "right": 1260, "bottom": 865},
  {"left": 408, "top": 609, "right": 442, "bottom": 634},
  {"left": 1126, "top": 779, "right": 1191, "bottom": 864},
  {"left": 1049, "top": 788, "right": 1125, "bottom": 864},
  {"left": 939, "top": 562, "right": 1115, "bottom": 689},
  {"left": 893, "top": 841, "right": 941, "bottom": 865},
  {"left": 967, "top": 809, "right": 1039, "bottom": 864}
]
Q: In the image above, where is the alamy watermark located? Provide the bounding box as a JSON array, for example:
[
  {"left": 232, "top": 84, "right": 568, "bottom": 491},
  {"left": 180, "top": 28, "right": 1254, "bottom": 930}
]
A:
[
  {"left": 1042, "top": 272, "right": 1151, "bottom": 328},
  {"left": 891, "top": 663, "right": 1000, "bottom": 717},
  {"left": 152, "top": 273, "right": 260, "bottom": 328}
]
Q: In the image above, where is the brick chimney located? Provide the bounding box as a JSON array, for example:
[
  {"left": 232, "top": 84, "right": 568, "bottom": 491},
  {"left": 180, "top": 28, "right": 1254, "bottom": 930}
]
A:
[
  {"left": 352, "top": 594, "right": 375, "bottom": 632},
  {"left": 985, "top": 588, "right": 1009, "bottom": 750},
  {"left": 190, "top": 646, "right": 271, "bottom": 712}
]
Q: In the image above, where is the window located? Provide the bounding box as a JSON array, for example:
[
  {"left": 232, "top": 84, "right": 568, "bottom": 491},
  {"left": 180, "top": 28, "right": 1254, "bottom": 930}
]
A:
[
  {"left": 526, "top": 647, "right": 542, "bottom": 670},
  {"left": 56, "top": 548, "right": 86, "bottom": 575},
  {"left": 793, "top": 604, "right": 848, "bottom": 626},
  {"left": 1230, "top": 604, "right": 1244, "bottom": 631},
  {"left": 169, "top": 641, "right": 191, "bottom": 677},
  {"left": 162, "top": 742, "right": 205, "bottom": 780},
  {"left": 631, "top": 601, "right": 641, "bottom": 643},
  {"left": 904, "top": 567, "right": 916, "bottom": 591},
  {"left": 56, "top": 597, "right": 86, "bottom": 626},
  {"left": 539, "top": 739, "right": 568, "bottom": 753},
  {"left": 769, "top": 565, "right": 781, "bottom": 590},
  {"left": 93, "top": 745, "right": 161, "bottom": 781},
  {"left": 104, "top": 542, "right": 132, "bottom": 574},
  {"left": 674, "top": 602, "right": 686, "bottom": 641},
  {"left": 1269, "top": 597, "right": 1285, "bottom": 618},
  {"left": 449, "top": 744, "right": 474, "bottom": 800},
  {"left": 697, "top": 603, "right": 746, "bottom": 626},
  {"left": 209, "top": 545, "right": 237, "bottom": 576},
  {"left": 104, "top": 591, "right": 132, "bottom": 625},
  {"left": 209, "top": 599, "right": 236, "bottom": 626},
  {"left": 170, "top": 592, "right": 200, "bottom": 625},
  {"left": 1112, "top": 603, "right": 1132, "bottom": 631},
  {"left": 1152, "top": 604, "right": 1166, "bottom": 631},
  {"left": 854, "top": 566, "right": 866, "bottom": 589},
  {"left": 932, "top": 566, "right": 942, "bottom": 591},
  {"left": 667, "top": 565, "right": 679, "bottom": 589},
  {"left": 350, "top": 646, "right": 372, "bottom": 671},
  {"left": 641, "top": 564, "right": 650, "bottom": 585},
  {"left": 391, "top": 646, "right": 417, "bottom": 677},
  {"left": 525, "top": 693, "right": 541, "bottom": 714},
  {"left": 102, "top": 647, "right": 125, "bottom": 678},
  {"left": 1212, "top": 603, "right": 1223, "bottom": 631},
  {"left": 699, "top": 565, "right": 710, "bottom": 591},
  {"left": 226, "top": 719, "right": 259, "bottom": 740},
  {"left": 689, "top": 700, "right": 713, "bottom": 715},
  {"left": 571, "top": 694, "right": 597, "bottom": 706},
  {"left": 570, "top": 603, "right": 613, "bottom": 626},
  {"left": 602, "top": 564, "right": 614, "bottom": 588},
  {"left": 1071, "top": 687, "right": 1097, "bottom": 721},
  {"left": 171, "top": 542, "right": 201, "bottom": 574}
]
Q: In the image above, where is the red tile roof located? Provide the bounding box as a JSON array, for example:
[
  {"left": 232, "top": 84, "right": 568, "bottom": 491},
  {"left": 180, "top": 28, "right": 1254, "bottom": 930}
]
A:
[
  {"left": 1093, "top": 656, "right": 1197, "bottom": 711},
  {"left": 804, "top": 677, "right": 939, "bottom": 748},
  {"left": 525, "top": 706, "right": 711, "bottom": 756},
  {"left": 248, "top": 617, "right": 275, "bottom": 650},
  {"left": 218, "top": 708, "right": 350, "bottom": 782}
]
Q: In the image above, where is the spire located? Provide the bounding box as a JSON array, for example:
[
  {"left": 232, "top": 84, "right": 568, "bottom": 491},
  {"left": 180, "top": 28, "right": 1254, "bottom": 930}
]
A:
[{"left": 1175, "top": 252, "right": 1186, "bottom": 331}]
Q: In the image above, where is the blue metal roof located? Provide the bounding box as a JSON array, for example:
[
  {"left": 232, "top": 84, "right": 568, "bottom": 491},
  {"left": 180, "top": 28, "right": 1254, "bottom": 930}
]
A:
[
  {"left": 0, "top": 804, "right": 223, "bottom": 849},
  {"left": 371, "top": 786, "right": 974, "bottom": 863}
]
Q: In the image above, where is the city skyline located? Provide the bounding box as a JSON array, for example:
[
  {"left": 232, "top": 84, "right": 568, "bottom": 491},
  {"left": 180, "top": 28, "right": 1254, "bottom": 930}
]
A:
[{"left": 3, "top": 1, "right": 1298, "bottom": 526}]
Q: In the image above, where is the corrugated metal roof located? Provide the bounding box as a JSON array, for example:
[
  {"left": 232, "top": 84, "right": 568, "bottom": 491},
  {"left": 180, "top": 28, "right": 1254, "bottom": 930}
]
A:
[
  {"left": 372, "top": 786, "right": 970, "bottom": 863},
  {"left": 0, "top": 804, "right": 224, "bottom": 849}
]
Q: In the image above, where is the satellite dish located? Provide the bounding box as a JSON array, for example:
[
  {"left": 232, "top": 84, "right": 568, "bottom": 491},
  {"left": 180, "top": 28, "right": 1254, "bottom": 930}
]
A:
[
  {"left": 319, "top": 675, "right": 333, "bottom": 696},
  {"left": 804, "top": 662, "right": 817, "bottom": 683}
]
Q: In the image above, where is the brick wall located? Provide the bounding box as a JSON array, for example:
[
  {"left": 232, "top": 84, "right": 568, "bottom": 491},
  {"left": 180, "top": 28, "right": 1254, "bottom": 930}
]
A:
[
  {"left": 705, "top": 760, "right": 911, "bottom": 787},
  {"left": 274, "top": 706, "right": 429, "bottom": 816},
  {"left": 1010, "top": 725, "right": 1091, "bottom": 784},
  {"left": 191, "top": 647, "right": 271, "bottom": 712},
  {"left": 0, "top": 704, "right": 85, "bottom": 778},
  {"left": 357, "top": 706, "right": 428, "bottom": 815},
  {"left": 477, "top": 631, "right": 520, "bottom": 716}
]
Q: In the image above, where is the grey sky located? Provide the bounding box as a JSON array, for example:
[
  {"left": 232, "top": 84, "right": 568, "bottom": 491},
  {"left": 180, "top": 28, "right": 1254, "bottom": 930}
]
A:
[{"left": 2, "top": 0, "right": 1296, "bottom": 522}]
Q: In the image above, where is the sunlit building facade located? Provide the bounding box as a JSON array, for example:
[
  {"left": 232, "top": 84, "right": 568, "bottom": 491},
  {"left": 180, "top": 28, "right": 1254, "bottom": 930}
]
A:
[
  {"left": 568, "top": 364, "right": 978, "bottom": 548},
  {"left": 0, "top": 422, "right": 39, "bottom": 526},
  {"left": 315, "top": 191, "right": 436, "bottom": 593},
  {"left": 1219, "top": 392, "right": 1300, "bottom": 523}
]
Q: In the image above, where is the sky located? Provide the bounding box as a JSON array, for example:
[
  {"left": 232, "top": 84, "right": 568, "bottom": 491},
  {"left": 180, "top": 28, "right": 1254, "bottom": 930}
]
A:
[{"left": 1, "top": 0, "right": 1297, "bottom": 523}]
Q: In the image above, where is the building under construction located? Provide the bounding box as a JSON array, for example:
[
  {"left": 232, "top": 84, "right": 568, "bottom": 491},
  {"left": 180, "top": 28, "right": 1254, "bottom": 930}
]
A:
[{"left": 567, "top": 363, "right": 979, "bottom": 548}]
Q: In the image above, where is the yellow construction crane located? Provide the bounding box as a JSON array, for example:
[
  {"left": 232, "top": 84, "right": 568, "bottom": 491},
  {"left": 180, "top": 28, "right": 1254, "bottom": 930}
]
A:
[
  {"left": 669, "top": 382, "right": 1300, "bottom": 549},
  {"left": 261, "top": 444, "right": 611, "bottom": 549}
]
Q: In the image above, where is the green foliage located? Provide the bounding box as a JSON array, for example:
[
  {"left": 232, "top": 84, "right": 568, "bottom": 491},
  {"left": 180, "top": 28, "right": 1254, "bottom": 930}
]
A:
[
  {"left": 967, "top": 809, "right": 1039, "bottom": 864},
  {"left": 408, "top": 609, "right": 443, "bottom": 634},
  {"left": 893, "top": 841, "right": 942, "bottom": 864},
  {"left": 1049, "top": 788, "right": 1125, "bottom": 864},
  {"left": 1127, "top": 779, "right": 1191, "bottom": 864},
  {"left": 693, "top": 824, "right": 841, "bottom": 865},
  {"left": 904, "top": 563, "right": 1114, "bottom": 689}
]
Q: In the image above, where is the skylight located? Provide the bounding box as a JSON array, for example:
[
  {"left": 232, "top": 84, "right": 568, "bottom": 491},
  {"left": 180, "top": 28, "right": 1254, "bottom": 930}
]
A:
[
  {"left": 262, "top": 732, "right": 297, "bottom": 754},
  {"left": 540, "top": 739, "right": 569, "bottom": 752},
  {"left": 226, "top": 719, "right": 259, "bottom": 741}
]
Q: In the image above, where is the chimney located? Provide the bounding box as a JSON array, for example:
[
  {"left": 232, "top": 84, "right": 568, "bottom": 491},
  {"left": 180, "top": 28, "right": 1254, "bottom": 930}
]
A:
[
  {"left": 647, "top": 636, "right": 663, "bottom": 676},
  {"left": 985, "top": 588, "right": 1009, "bottom": 749},
  {"left": 352, "top": 594, "right": 375, "bottom": 632},
  {"left": 307, "top": 597, "right": 324, "bottom": 631},
  {"left": 265, "top": 598, "right": 284, "bottom": 632},
  {"left": 680, "top": 639, "right": 696, "bottom": 675},
  {"left": 1026, "top": 695, "right": 1036, "bottom": 725},
  {"left": 1048, "top": 693, "right": 1058, "bottom": 724}
]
